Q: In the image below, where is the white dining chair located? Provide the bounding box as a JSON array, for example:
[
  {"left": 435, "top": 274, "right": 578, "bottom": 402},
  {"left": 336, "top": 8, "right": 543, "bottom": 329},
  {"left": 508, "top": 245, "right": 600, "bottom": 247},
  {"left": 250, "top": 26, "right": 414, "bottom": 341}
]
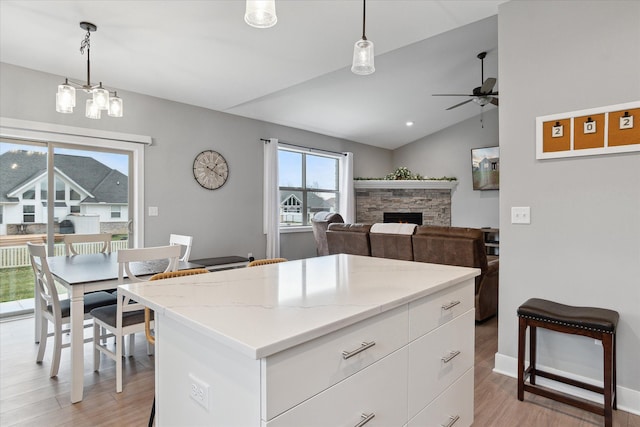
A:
[
  {"left": 90, "top": 244, "right": 181, "bottom": 393},
  {"left": 64, "top": 233, "right": 112, "bottom": 256},
  {"left": 27, "top": 242, "right": 117, "bottom": 378},
  {"left": 169, "top": 233, "right": 193, "bottom": 262}
]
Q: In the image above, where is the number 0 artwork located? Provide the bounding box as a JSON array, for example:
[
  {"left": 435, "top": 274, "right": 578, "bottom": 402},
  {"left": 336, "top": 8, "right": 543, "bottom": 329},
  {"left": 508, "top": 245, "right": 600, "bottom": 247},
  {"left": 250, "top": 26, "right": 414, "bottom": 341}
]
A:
[{"left": 536, "top": 101, "right": 640, "bottom": 159}]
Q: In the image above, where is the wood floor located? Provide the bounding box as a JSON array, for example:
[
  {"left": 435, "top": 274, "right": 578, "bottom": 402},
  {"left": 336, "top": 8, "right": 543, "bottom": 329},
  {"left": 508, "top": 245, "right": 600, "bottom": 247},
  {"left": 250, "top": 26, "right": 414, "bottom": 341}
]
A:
[{"left": 1, "top": 315, "right": 638, "bottom": 426}]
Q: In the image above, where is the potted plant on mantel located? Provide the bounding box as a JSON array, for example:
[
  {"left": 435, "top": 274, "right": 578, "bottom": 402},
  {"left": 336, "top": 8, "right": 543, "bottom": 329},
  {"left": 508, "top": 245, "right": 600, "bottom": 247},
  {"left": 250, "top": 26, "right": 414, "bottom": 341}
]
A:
[{"left": 354, "top": 167, "right": 458, "bottom": 190}]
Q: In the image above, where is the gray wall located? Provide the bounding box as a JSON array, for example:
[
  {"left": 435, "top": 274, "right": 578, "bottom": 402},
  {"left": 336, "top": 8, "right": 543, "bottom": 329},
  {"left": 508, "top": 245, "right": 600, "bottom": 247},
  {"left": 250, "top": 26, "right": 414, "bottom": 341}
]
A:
[
  {"left": 0, "top": 62, "right": 391, "bottom": 260},
  {"left": 393, "top": 108, "right": 499, "bottom": 228},
  {"left": 498, "top": 0, "right": 640, "bottom": 406}
]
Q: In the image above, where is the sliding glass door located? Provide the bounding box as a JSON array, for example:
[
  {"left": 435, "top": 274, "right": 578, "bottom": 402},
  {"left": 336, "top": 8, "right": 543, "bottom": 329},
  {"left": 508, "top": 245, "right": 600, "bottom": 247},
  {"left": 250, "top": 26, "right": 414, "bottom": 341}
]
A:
[{"left": 0, "top": 139, "right": 134, "bottom": 315}]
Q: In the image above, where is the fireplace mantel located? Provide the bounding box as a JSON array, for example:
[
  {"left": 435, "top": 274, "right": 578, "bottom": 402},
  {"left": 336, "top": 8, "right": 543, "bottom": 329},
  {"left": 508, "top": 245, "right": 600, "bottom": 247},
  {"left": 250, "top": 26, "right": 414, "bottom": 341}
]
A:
[{"left": 353, "top": 180, "right": 458, "bottom": 190}]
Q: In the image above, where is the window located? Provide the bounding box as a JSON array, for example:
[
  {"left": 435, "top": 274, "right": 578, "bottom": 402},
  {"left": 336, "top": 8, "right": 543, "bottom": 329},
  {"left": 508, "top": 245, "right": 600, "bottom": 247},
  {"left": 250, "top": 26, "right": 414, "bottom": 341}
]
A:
[
  {"left": 111, "top": 205, "right": 121, "bottom": 218},
  {"left": 278, "top": 148, "right": 339, "bottom": 227},
  {"left": 70, "top": 189, "right": 81, "bottom": 200},
  {"left": 55, "top": 177, "right": 65, "bottom": 201},
  {"left": 40, "top": 181, "right": 47, "bottom": 200},
  {"left": 0, "top": 206, "right": 3, "bottom": 224},
  {"left": 22, "top": 188, "right": 35, "bottom": 200},
  {"left": 70, "top": 205, "right": 80, "bottom": 214},
  {"left": 23, "top": 205, "right": 35, "bottom": 223}
]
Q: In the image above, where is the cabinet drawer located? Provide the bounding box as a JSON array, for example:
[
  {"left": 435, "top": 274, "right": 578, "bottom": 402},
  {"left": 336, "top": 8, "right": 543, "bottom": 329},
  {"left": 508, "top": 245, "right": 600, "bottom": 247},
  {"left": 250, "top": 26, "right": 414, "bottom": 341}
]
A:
[
  {"left": 409, "top": 279, "right": 474, "bottom": 340},
  {"left": 265, "top": 347, "right": 408, "bottom": 427},
  {"left": 408, "top": 309, "right": 474, "bottom": 419},
  {"left": 408, "top": 367, "right": 474, "bottom": 427},
  {"left": 262, "top": 305, "right": 409, "bottom": 420}
]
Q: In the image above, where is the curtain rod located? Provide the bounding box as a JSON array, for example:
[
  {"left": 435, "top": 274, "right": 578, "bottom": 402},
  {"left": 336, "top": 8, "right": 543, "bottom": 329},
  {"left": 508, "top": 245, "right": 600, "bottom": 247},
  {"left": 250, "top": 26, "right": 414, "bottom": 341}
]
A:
[{"left": 261, "top": 138, "right": 347, "bottom": 156}]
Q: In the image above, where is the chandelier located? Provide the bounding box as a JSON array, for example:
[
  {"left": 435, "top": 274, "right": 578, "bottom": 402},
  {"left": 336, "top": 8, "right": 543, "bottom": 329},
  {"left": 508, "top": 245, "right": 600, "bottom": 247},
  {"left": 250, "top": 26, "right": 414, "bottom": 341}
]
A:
[{"left": 55, "top": 22, "right": 123, "bottom": 119}]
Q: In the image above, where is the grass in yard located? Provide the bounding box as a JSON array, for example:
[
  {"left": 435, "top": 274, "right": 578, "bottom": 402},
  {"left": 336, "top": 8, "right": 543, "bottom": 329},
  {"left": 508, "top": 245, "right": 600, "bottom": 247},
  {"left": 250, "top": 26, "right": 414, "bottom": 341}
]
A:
[{"left": 0, "top": 266, "right": 34, "bottom": 303}]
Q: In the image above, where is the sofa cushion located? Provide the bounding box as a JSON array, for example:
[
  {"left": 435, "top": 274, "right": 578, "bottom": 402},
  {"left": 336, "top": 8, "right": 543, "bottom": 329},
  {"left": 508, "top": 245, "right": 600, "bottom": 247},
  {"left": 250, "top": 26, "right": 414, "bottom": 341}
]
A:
[
  {"left": 370, "top": 223, "right": 416, "bottom": 261},
  {"left": 326, "top": 223, "right": 372, "bottom": 256}
]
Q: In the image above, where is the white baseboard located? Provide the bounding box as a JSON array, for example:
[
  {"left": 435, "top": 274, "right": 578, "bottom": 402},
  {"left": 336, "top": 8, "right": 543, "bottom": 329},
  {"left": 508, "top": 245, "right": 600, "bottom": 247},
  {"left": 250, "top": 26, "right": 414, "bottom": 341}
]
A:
[{"left": 494, "top": 352, "right": 640, "bottom": 416}]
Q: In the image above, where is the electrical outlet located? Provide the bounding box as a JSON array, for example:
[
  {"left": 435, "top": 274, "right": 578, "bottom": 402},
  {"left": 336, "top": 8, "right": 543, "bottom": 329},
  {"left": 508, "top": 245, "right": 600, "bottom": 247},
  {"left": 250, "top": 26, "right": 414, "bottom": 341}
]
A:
[
  {"left": 148, "top": 206, "right": 158, "bottom": 217},
  {"left": 189, "top": 374, "right": 209, "bottom": 411},
  {"left": 511, "top": 207, "right": 531, "bottom": 224}
]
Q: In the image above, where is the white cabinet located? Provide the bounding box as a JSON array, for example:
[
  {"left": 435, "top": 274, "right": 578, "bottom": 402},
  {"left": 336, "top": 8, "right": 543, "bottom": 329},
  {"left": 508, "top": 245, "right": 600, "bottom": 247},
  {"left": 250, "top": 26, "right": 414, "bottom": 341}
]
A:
[
  {"left": 266, "top": 347, "right": 408, "bottom": 427},
  {"left": 263, "top": 279, "right": 475, "bottom": 427},
  {"left": 408, "top": 368, "right": 474, "bottom": 427},
  {"left": 262, "top": 305, "right": 409, "bottom": 420},
  {"left": 135, "top": 256, "right": 479, "bottom": 427}
]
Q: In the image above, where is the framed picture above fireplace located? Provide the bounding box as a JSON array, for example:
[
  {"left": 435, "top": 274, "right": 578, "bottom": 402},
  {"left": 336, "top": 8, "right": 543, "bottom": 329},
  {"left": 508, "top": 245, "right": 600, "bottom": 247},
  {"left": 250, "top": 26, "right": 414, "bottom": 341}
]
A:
[{"left": 471, "top": 146, "right": 500, "bottom": 190}]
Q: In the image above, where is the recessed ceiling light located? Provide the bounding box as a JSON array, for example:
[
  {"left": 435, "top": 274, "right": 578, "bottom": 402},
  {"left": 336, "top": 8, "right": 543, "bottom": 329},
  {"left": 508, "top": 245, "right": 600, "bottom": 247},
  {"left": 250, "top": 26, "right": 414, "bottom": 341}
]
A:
[{"left": 405, "top": 121, "right": 414, "bottom": 127}]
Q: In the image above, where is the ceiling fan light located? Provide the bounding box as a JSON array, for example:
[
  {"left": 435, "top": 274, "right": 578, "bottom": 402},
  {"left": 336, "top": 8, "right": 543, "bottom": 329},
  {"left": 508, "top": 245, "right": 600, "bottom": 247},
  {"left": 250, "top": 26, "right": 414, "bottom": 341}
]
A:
[
  {"left": 108, "top": 94, "right": 123, "bottom": 117},
  {"left": 351, "top": 39, "right": 375, "bottom": 75},
  {"left": 85, "top": 99, "right": 101, "bottom": 119},
  {"left": 245, "top": 0, "right": 277, "bottom": 28},
  {"left": 472, "top": 96, "right": 491, "bottom": 107},
  {"left": 56, "top": 83, "right": 76, "bottom": 111}
]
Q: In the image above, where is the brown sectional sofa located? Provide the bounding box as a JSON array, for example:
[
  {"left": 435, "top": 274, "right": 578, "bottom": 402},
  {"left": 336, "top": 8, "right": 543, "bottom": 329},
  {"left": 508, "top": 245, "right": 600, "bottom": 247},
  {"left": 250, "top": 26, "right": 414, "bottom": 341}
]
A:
[{"left": 325, "top": 223, "right": 499, "bottom": 322}]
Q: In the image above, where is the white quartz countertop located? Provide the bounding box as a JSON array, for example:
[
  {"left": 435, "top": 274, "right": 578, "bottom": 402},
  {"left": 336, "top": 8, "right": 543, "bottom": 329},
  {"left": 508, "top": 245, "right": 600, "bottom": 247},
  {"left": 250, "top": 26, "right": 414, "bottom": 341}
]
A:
[{"left": 119, "top": 254, "right": 479, "bottom": 359}]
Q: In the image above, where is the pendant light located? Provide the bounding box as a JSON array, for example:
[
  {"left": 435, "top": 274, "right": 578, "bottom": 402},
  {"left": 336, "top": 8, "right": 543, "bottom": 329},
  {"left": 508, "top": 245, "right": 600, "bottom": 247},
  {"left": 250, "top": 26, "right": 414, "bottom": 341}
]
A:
[
  {"left": 351, "top": 0, "right": 375, "bottom": 75},
  {"left": 55, "top": 22, "right": 123, "bottom": 119},
  {"left": 245, "top": 0, "right": 277, "bottom": 28}
]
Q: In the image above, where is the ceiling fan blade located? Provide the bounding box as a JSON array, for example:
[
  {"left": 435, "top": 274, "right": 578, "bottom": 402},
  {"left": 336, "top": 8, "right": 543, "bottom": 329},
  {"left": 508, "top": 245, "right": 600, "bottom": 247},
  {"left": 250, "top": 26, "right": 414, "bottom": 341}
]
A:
[
  {"left": 432, "top": 94, "right": 474, "bottom": 97},
  {"left": 446, "top": 99, "right": 474, "bottom": 110},
  {"left": 480, "top": 77, "right": 496, "bottom": 94},
  {"left": 490, "top": 97, "right": 499, "bottom": 106}
]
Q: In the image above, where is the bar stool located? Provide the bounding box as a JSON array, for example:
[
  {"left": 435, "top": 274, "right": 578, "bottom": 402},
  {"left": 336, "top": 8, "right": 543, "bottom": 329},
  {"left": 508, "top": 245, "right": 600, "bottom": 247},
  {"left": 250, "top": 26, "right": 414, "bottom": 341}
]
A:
[{"left": 517, "top": 298, "right": 619, "bottom": 427}]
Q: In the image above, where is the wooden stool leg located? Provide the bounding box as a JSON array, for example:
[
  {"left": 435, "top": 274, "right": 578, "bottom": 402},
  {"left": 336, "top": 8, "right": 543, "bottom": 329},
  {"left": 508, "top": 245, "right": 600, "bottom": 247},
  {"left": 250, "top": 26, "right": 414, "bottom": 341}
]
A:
[
  {"left": 517, "top": 317, "right": 527, "bottom": 401},
  {"left": 530, "top": 325, "right": 537, "bottom": 385},
  {"left": 603, "top": 333, "right": 613, "bottom": 427},
  {"left": 613, "top": 334, "right": 617, "bottom": 410}
]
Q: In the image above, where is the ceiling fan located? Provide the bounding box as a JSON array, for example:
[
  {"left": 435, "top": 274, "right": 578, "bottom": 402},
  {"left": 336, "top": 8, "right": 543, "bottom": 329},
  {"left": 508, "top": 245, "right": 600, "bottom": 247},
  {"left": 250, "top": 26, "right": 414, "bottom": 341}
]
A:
[{"left": 433, "top": 51, "right": 499, "bottom": 110}]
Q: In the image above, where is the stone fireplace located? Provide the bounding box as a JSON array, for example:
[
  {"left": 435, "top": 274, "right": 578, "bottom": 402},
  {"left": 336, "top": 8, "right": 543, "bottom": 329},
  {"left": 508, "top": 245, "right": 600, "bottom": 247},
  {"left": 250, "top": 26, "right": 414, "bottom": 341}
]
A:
[{"left": 354, "top": 180, "right": 457, "bottom": 226}]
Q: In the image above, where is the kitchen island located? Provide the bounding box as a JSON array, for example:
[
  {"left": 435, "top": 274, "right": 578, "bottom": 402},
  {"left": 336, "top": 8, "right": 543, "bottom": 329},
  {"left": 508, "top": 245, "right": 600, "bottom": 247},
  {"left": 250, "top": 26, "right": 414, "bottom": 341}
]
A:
[{"left": 120, "top": 254, "right": 479, "bottom": 426}]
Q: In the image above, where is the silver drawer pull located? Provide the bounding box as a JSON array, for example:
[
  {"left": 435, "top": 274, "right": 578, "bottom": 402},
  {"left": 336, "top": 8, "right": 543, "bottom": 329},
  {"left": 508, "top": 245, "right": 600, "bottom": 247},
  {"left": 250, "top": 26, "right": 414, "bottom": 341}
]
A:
[
  {"left": 354, "top": 413, "right": 375, "bottom": 427},
  {"left": 441, "top": 415, "right": 460, "bottom": 427},
  {"left": 441, "top": 350, "right": 461, "bottom": 363},
  {"left": 442, "top": 300, "right": 461, "bottom": 310},
  {"left": 342, "top": 341, "right": 376, "bottom": 360}
]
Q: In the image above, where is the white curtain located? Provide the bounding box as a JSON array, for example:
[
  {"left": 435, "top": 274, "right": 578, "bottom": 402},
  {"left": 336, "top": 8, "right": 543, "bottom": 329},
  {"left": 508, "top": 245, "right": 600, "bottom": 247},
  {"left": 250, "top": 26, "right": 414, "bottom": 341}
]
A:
[
  {"left": 263, "top": 138, "right": 280, "bottom": 258},
  {"left": 339, "top": 152, "right": 355, "bottom": 223}
]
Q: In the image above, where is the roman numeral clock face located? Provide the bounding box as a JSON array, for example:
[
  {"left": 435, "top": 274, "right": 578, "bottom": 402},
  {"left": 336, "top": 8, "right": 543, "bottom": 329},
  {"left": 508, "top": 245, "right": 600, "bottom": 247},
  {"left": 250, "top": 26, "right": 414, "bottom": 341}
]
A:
[{"left": 193, "top": 150, "right": 229, "bottom": 190}]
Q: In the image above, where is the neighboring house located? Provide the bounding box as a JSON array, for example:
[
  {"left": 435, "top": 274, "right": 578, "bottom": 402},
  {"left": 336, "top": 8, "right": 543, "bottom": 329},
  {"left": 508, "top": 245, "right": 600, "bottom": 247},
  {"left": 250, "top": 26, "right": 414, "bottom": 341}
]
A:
[
  {"left": 279, "top": 192, "right": 335, "bottom": 225},
  {"left": 0, "top": 150, "right": 128, "bottom": 235}
]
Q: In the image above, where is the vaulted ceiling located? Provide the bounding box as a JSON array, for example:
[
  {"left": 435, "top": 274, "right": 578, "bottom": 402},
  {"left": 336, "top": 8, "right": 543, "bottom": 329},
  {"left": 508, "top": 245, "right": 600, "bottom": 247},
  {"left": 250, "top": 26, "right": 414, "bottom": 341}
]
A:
[{"left": 0, "top": 1, "right": 505, "bottom": 150}]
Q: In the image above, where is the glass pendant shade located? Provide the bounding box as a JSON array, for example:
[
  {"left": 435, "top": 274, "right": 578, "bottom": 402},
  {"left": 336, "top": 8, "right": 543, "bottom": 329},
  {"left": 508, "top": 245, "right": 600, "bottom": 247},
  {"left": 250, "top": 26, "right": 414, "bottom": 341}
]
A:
[
  {"left": 56, "top": 84, "right": 76, "bottom": 113},
  {"left": 351, "top": 39, "right": 375, "bottom": 75},
  {"left": 85, "top": 99, "right": 101, "bottom": 119},
  {"left": 245, "top": 0, "right": 277, "bottom": 28},
  {"left": 93, "top": 87, "right": 110, "bottom": 110},
  {"left": 108, "top": 95, "right": 123, "bottom": 117}
]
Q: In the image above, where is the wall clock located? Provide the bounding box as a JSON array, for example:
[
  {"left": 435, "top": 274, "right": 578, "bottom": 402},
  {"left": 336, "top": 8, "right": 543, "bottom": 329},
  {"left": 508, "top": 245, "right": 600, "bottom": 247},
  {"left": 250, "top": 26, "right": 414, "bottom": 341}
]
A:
[{"left": 193, "top": 150, "right": 229, "bottom": 190}]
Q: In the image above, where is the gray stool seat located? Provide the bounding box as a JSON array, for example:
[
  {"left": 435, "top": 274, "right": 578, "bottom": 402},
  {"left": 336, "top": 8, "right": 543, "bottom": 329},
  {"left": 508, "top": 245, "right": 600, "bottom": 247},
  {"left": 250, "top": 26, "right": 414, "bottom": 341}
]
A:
[{"left": 517, "top": 298, "right": 618, "bottom": 427}]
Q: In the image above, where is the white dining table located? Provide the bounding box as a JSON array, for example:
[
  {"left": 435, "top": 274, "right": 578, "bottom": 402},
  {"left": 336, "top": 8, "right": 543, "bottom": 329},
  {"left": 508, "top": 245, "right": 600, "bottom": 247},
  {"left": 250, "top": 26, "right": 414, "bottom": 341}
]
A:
[{"left": 44, "top": 252, "right": 202, "bottom": 403}]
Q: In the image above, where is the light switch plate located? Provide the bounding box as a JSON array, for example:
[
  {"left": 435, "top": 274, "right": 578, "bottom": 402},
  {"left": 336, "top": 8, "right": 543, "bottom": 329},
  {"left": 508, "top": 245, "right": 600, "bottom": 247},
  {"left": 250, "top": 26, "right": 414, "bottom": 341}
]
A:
[
  {"left": 511, "top": 207, "right": 531, "bottom": 224},
  {"left": 148, "top": 206, "right": 158, "bottom": 217}
]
